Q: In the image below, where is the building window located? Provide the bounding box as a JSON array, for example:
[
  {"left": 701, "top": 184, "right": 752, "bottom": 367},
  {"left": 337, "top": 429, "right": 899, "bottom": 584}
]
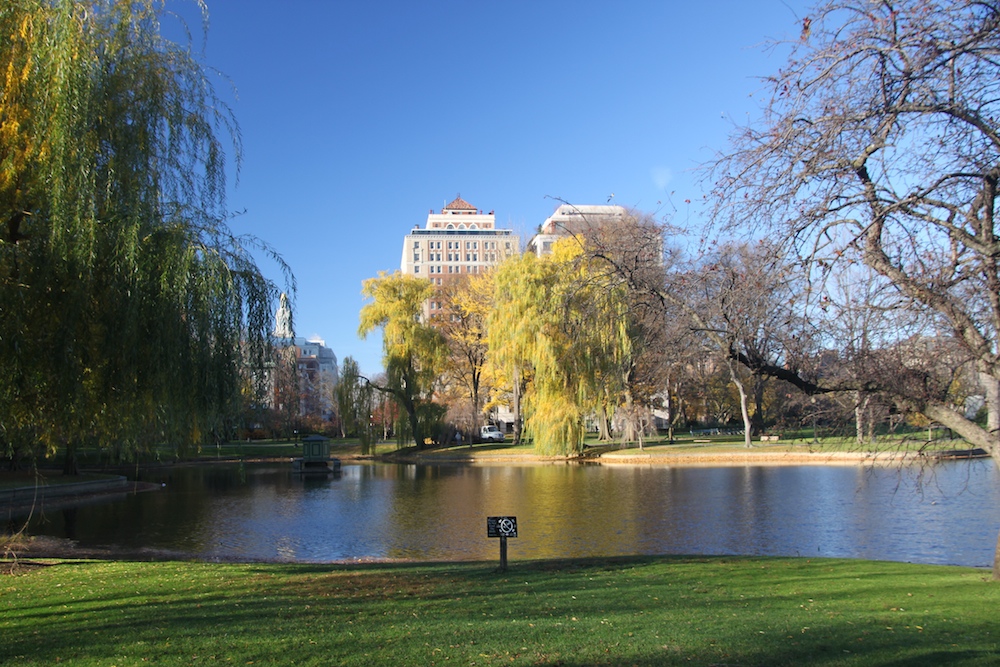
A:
[
  {"left": 413, "top": 241, "right": 420, "bottom": 249},
  {"left": 413, "top": 252, "right": 419, "bottom": 262},
  {"left": 414, "top": 265, "right": 420, "bottom": 273}
]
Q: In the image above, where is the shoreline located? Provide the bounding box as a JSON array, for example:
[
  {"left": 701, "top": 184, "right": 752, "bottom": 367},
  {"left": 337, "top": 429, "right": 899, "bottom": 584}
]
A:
[{"left": 385, "top": 447, "right": 931, "bottom": 467}]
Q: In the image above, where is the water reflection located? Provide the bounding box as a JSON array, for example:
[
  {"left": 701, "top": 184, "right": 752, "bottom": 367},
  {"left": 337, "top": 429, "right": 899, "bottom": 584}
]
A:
[{"left": 11, "top": 461, "right": 1000, "bottom": 567}]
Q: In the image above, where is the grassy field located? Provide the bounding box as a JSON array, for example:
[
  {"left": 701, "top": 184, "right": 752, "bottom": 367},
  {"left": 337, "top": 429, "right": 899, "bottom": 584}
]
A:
[{"left": 2, "top": 555, "right": 998, "bottom": 666}]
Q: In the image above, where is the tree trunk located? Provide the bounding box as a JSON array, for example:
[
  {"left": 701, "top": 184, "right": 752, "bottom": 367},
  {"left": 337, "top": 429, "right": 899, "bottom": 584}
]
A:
[
  {"left": 855, "top": 391, "right": 871, "bottom": 445},
  {"left": 598, "top": 404, "right": 612, "bottom": 442},
  {"left": 470, "top": 368, "right": 482, "bottom": 429},
  {"left": 980, "top": 371, "right": 1000, "bottom": 437},
  {"left": 915, "top": 400, "right": 996, "bottom": 455},
  {"left": 408, "top": 404, "right": 422, "bottom": 450},
  {"left": 727, "top": 360, "right": 753, "bottom": 448},
  {"left": 664, "top": 373, "right": 675, "bottom": 444},
  {"left": 994, "top": 456, "right": 1000, "bottom": 581},
  {"left": 512, "top": 365, "right": 523, "bottom": 445},
  {"left": 896, "top": 394, "right": 1000, "bottom": 579},
  {"left": 62, "top": 440, "right": 79, "bottom": 476},
  {"left": 980, "top": 374, "right": 1000, "bottom": 580},
  {"left": 620, "top": 388, "right": 642, "bottom": 450},
  {"left": 751, "top": 372, "right": 765, "bottom": 436}
]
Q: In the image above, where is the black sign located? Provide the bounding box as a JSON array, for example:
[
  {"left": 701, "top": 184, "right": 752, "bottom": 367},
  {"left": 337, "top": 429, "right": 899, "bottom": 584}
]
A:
[{"left": 487, "top": 516, "right": 517, "bottom": 538}]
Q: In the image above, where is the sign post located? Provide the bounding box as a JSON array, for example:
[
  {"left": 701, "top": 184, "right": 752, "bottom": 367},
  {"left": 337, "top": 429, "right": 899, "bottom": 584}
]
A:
[{"left": 486, "top": 516, "right": 517, "bottom": 571}]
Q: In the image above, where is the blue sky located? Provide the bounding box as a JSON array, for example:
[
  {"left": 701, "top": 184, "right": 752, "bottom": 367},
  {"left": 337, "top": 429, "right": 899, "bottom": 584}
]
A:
[{"left": 188, "top": 0, "right": 809, "bottom": 375}]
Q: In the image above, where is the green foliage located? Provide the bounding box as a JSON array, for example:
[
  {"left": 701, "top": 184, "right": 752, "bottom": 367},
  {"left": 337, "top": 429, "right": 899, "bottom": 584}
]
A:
[
  {"left": 0, "top": 1, "right": 287, "bottom": 466},
  {"left": 359, "top": 271, "right": 447, "bottom": 449},
  {"left": 3, "top": 557, "right": 999, "bottom": 665},
  {"left": 488, "top": 241, "right": 633, "bottom": 455}
]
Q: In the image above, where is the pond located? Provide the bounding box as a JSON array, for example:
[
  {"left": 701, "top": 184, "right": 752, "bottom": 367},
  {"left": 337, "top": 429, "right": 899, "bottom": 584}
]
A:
[{"left": 9, "top": 460, "right": 1000, "bottom": 567}]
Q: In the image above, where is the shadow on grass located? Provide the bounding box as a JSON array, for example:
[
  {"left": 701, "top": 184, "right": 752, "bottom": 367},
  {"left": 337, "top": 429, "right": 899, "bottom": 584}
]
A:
[{"left": 4, "top": 555, "right": 998, "bottom": 666}]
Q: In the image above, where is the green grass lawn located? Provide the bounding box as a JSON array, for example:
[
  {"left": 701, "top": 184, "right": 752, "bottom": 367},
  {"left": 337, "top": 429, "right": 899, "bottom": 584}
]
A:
[{"left": 2, "top": 555, "right": 998, "bottom": 666}]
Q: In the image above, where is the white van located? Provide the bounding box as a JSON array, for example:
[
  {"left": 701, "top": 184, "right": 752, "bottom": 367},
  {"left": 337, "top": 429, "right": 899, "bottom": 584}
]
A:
[{"left": 480, "top": 425, "right": 504, "bottom": 442}]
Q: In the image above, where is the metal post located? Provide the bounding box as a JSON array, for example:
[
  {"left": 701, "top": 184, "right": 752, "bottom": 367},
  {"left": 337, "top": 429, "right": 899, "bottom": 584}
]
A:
[{"left": 499, "top": 536, "right": 508, "bottom": 572}]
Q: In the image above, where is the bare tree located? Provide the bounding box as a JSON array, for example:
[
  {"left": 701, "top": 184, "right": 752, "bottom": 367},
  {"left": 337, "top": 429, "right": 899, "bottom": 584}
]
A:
[
  {"left": 585, "top": 216, "right": 812, "bottom": 445},
  {"left": 685, "top": 242, "right": 811, "bottom": 445},
  {"left": 572, "top": 210, "right": 672, "bottom": 447},
  {"left": 707, "top": 0, "right": 1000, "bottom": 575},
  {"left": 710, "top": 0, "right": 1000, "bottom": 449}
]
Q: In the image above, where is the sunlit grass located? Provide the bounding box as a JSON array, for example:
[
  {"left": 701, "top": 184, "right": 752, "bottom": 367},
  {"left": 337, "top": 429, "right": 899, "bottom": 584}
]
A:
[
  {"left": 594, "top": 429, "right": 971, "bottom": 457},
  {"left": 2, "top": 556, "right": 998, "bottom": 665}
]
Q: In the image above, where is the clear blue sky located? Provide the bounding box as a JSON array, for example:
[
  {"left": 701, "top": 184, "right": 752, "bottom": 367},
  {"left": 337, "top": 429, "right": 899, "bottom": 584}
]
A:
[{"left": 189, "top": 0, "right": 809, "bottom": 375}]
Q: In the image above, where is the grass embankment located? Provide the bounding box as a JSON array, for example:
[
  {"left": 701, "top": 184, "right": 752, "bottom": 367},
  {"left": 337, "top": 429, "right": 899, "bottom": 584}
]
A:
[
  {"left": 413, "top": 429, "right": 962, "bottom": 464},
  {"left": 2, "top": 556, "right": 998, "bottom": 666},
  {"left": 10, "top": 423, "right": 965, "bottom": 472}
]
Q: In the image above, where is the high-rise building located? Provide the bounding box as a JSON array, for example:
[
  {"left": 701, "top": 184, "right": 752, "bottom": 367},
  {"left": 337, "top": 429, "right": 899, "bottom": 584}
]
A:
[
  {"left": 525, "top": 204, "right": 628, "bottom": 257},
  {"left": 270, "top": 293, "right": 338, "bottom": 418},
  {"left": 401, "top": 195, "right": 519, "bottom": 318}
]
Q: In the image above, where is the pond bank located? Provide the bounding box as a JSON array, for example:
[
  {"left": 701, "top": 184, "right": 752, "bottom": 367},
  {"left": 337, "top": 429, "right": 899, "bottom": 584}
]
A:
[{"left": 385, "top": 445, "right": 929, "bottom": 466}]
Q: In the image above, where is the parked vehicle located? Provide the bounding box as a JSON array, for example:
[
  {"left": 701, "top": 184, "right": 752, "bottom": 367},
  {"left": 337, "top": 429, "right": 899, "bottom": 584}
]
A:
[{"left": 480, "top": 424, "right": 504, "bottom": 442}]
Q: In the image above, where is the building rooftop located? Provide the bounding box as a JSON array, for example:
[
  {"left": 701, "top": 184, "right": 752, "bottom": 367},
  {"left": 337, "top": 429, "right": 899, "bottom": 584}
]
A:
[
  {"left": 443, "top": 195, "right": 477, "bottom": 212},
  {"left": 407, "top": 227, "right": 514, "bottom": 236}
]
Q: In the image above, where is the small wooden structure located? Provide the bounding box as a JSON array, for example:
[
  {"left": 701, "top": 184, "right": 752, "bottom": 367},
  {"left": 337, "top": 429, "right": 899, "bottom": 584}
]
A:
[{"left": 292, "top": 434, "right": 341, "bottom": 474}]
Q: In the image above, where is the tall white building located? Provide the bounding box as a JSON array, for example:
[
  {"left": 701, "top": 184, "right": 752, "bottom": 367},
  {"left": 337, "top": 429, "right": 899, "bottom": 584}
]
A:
[
  {"left": 525, "top": 204, "right": 628, "bottom": 257},
  {"left": 401, "top": 196, "right": 519, "bottom": 318},
  {"left": 270, "top": 293, "right": 338, "bottom": 418}
]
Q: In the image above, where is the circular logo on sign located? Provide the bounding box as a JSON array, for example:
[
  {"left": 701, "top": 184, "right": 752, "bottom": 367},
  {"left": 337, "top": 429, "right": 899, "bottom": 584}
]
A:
[{"left": 498, "top": 518, "right": 515, "bottom": 536}]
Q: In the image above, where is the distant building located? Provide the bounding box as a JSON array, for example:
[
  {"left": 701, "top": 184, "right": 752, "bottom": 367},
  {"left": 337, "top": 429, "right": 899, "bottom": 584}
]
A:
[
  {"left": 270, "top": 293, "right": 338, "bottom": 419},
  {"left": 294, "top": 336, "right": 338, "bottom": 419},
  {"left": 401, "top": 195, "right": 519, "bottom": 319},
  {"left": 525, "top": 204, "right": 628, "bottom": 257}
]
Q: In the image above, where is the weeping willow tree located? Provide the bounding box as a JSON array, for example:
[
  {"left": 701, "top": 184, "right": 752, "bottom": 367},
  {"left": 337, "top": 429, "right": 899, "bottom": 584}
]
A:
[
  {"left": 358, "top": 271, "right": 447, "bottom": 450},
  {"left": 487, "top": 241, "right": 632, "bottom": 455},
  {"left": 0, "top": 0, "right": 286, "bottom": 471}
]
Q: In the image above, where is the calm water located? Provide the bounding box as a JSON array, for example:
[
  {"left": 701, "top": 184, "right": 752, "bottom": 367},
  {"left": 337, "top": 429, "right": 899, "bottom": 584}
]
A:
[{"left": 10, "top": 461, "right": 1000, "bottom": 567}]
